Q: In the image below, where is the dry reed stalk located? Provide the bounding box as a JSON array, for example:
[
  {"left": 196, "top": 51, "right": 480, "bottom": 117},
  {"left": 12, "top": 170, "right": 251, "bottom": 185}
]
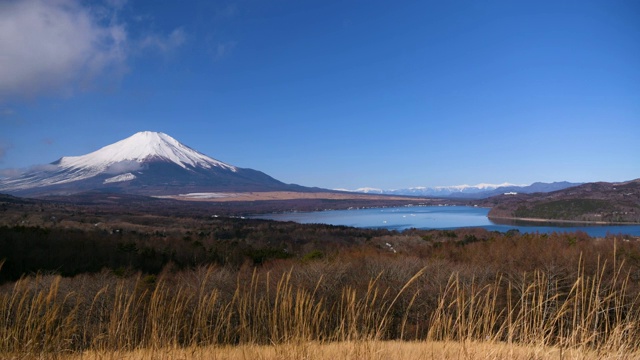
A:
[
  {"left": 2, "top": 252, "right": 640, "bottom": 358},
  {"left": 0, "top": 275, "right": 80, "bottom": 356},
  {"left": 426, "top": 255, "right": 640, "bottom": 354},
  {"left": 61, "top": 340, "right": 634, "bottom": 360}
]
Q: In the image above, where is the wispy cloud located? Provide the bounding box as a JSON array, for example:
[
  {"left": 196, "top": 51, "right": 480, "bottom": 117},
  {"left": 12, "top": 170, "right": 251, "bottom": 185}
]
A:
[
  {"left": 214, "top": 41, "right": 238, "bottom": 60},
  {"left": 0, "top": 168, "right": 22, "bottom": 178},
  {"left": 0, "top": 0, "right": 127, "bottom": 100},
  {"left": 0, "top": 0, "right": 186, "bottom": 102},
  {"left": 204, "top": 3, "right": 240, "bottom": 61},
  {"left": 139, "top": 27, "right": 187, "bottom": 53},
  {"left": 0, "top": 163, "right": 64, "bottom": 178},
  {"left": 104, "top": 160, "right": 143, "bottom": 174},
  {"left": 218, "top": 4, "right": 238, "bottom": 19},
  {"left": 105, "top": 0, "right": 127, "bottom": 10}
]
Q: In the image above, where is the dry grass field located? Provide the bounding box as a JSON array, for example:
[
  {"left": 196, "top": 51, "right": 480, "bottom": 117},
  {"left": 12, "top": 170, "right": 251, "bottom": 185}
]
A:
[
  {"left": 2, "top": 196, "right": 640, "bottom": 359},
  {"left": 58, "top": 340, "right": 628, "bottom": 360},
  {"left": 2, "top": 250, "right": 639, "bottom": 360}
]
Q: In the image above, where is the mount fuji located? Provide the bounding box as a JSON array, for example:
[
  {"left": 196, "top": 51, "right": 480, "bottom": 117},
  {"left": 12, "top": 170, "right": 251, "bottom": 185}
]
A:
[{"left": 0, "top": 131, "right": 310, "bottom": 196}]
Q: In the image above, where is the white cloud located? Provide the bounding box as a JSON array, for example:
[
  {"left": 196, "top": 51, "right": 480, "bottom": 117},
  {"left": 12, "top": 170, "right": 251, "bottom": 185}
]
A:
[
  {"left": 0, "top": 0, "right": 128, "bottom": 100},
  {"left": 0, "top": 0, "right": 186, "bottom": 102}
]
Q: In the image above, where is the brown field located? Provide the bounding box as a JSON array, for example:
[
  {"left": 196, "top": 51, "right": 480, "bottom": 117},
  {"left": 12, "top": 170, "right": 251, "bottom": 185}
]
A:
[
  {"left": 2, "top": 249, "right": 640, "bottom": 360},
  {"left": 156, "top": 191, "right": 425, "bottom": 202},
  {"left": 59, "top": 340, "right": 622, "bottom": 360},
  {"left": 2, "top": 196, "right": 640, "bottom": 359}
]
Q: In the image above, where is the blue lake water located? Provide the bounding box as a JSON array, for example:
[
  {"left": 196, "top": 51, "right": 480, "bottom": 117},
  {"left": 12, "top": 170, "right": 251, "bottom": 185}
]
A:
[{"left": 253, "top": 206, "right": 640, "bottom": 237}]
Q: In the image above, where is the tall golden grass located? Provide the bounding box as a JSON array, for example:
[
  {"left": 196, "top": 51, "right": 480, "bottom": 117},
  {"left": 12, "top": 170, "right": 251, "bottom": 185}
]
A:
[{"left": 1, "top": 253, "right": 639, "bottom": 359}]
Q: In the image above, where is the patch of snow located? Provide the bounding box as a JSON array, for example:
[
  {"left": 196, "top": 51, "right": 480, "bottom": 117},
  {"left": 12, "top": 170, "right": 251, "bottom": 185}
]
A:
[
  {"left": 336, "top": 187, "right": 384, "bottom": 193},
  {"left": 179, "top": 192, "right": 238, "bottom": 199},
  {"left": 104, "top": 173, "right": 137, "bottom": 184},
  {"left": 433, "top": 182, "right": 523, "bottom": 191}
]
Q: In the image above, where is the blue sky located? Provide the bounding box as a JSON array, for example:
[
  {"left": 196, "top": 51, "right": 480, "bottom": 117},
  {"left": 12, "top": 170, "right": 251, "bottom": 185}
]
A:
[{"left": 1, "top": 0, "right": 638, "bottom": 190}]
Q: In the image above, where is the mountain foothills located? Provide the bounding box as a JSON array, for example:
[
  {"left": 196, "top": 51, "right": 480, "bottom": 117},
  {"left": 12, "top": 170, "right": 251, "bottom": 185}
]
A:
[
  {"left": 485, "top": 179, "right": 640, "bottom": 224},
  {"left": 0, "top": 131, "right": 638, "bottom": 225},
  {"left": 0, "top": 132, "right": 314, "bottom": 196}
]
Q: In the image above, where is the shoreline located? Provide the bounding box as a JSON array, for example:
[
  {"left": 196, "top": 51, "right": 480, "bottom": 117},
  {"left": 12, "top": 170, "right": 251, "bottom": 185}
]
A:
[{"left": 488, "top": 216, "right": 640, "bottom": 226}]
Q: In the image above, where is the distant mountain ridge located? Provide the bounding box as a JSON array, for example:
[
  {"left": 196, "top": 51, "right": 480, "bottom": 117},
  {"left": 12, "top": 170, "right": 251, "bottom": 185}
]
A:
[
  {"left": 0, "top": 131, "right": 312, "bottom": 196},
  {"left": 339, "top": 181, "right": 582, "bottom": 199}
]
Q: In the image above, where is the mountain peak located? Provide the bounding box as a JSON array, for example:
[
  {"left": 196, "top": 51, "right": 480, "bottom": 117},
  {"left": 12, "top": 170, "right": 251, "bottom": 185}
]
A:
[
  {"left": 0, "top": 131, "right": 299, "bottom": 196},
  {"left": 58, "top": 131, "right": 237, "bottom": 172}
]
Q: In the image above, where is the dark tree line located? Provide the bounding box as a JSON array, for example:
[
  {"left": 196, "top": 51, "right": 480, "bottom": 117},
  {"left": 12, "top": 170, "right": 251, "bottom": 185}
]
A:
[
  {"left": 2, "top": 217, "right": 640, "bottom": 288},
  {"left": 0, "top": 219, "right": 388, "bottom": 283}
]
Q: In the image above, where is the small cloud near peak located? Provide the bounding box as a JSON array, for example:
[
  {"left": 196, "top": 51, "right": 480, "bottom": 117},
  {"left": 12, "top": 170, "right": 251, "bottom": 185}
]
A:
[{"left": 139, "top": 27, "right": 187, "bottom": 53}]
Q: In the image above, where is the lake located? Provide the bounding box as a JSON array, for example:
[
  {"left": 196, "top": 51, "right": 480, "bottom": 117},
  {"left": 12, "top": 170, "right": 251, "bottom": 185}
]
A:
[{"left": 253, "top": 206, "right": 640, "bottom": 237}]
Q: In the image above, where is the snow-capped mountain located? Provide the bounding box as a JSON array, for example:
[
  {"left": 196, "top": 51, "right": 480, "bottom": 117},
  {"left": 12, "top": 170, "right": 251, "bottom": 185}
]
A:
[
  {"left": 396, "top": 182, "right": 522, "bottom": 196},
  {"left": 0, "top": 131, "right": 308, "bottom": 196},
  {"left": 340, "top": 182, "right": 582, "bottom": 199},
  {"left": 58, "top": 131, "right": 237, "bottom": 174}
]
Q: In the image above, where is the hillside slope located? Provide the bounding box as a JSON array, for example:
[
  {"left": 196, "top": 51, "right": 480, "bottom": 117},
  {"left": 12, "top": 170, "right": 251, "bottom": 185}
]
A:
[{"left": 486, "top": 179, "right": 640, "bottom": 224}]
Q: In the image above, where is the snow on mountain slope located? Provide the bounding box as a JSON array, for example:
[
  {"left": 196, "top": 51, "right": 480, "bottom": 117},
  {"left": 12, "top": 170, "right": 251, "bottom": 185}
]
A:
[
  {"left": 59, "top": 131, "right": 237, "bottom": 173},
  {"left": 431, "top": 182, "right": 521, "bottom": 192},
  {"left": 341, "top": 182, "right": 581, "bottom": 199},
  {"left": 18, "top": 131, "right": 238, "bottom": 187},
  {"left": 354, "top": 187, "right": 384, "bottom": 194},
  {"left": 0, "top": 131, "right": 250, "bottom": 192},
  {"left": 340, "top": 183, "right": 522, "bottom": 195}
]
